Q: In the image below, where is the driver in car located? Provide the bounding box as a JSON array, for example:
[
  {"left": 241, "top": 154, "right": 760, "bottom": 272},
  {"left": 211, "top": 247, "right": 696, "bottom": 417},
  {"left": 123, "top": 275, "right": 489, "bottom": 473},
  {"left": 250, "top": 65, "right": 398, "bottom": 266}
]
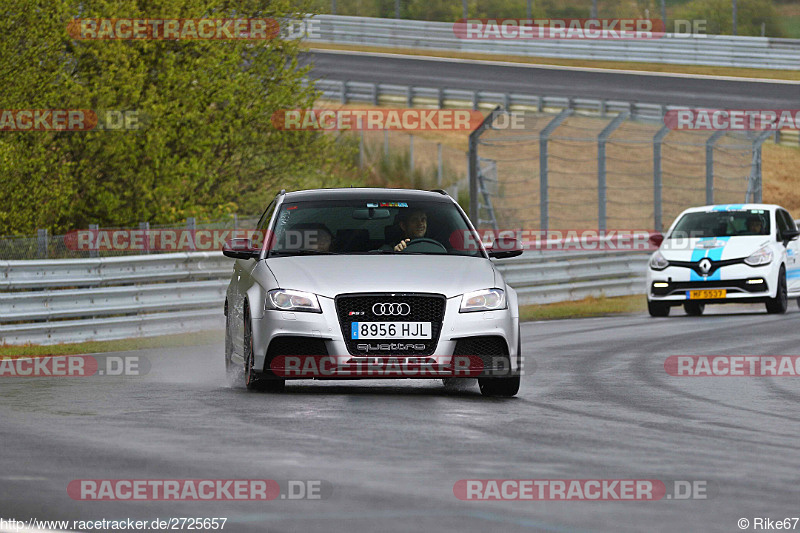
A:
[
  {"left": 393, "top": 209, "right": 428, "bottom": 251},
  {"left": 745, "top": 215, "right": 764, "bottom": 235}
]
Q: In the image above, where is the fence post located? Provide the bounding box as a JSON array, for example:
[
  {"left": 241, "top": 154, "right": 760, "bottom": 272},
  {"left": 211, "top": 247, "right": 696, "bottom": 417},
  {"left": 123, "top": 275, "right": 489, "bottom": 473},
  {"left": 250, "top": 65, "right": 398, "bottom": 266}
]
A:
[
  {"left": 409, "top": 134, "right": 414, "bottom": 174},
  {"left": 88, "top": 224, "right": 99, "bottom": 258},
  {"left": 538, "top": 109, "right": 573, "bottom": 232},
  {"left": 359, "top": 130, "right": 365, "bottom": 170},
  {"left": 331, "top": 0, "right": 336, "bottom": 15},
  {"left": 597, "top": 112, "right": 629, "bottom": 231},
  {"left": 37, "top": 229, "right": 48, "bottom": 259},
  {"left": 705, "top": 130, "right": 725, "bottom": 205},
  {"left": 437, "top": 143, "right": 443, "bottom": 186},
  {"left": 653, "top": 125, "right": 670, "bottom": 233},
  {"left": 748, "top": 131, "right": 773, "bottom": 203},
  {"left": 468, "top": 106, "right": 503, "bottom": 223},
  {"left": 139, "top": 221, "right": 150, "bottom": 254}
]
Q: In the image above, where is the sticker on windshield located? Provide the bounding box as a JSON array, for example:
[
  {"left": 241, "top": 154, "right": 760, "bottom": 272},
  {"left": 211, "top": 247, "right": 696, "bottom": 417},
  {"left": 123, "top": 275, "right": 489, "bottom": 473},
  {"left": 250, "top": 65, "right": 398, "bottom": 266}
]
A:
[{"left": 379, "top": 202, "right": 408, "bottom": 208}]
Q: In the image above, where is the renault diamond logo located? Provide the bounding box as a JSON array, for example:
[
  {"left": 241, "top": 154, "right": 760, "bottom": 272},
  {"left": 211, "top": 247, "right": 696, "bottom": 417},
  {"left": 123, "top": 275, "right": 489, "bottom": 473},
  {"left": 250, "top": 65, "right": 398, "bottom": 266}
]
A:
[
  {"left": 698, "top": 258, "right": 712, "bottom": 275},
  {"left": 372, "top": 303, "right": 411, "bottom": 316}
]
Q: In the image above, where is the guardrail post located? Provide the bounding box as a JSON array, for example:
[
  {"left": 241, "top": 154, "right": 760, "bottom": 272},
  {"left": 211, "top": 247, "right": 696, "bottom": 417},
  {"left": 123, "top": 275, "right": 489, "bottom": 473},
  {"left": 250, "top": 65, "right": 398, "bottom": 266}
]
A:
[
  {"left": 437, "top": 88, "right": 444, "bottom": 109},
  {"left": 469, "top": 106, "right": 503, "bottom": 223},
  {"left": 437, "top": 143, "right": 443, "bottom": 186},
  {"left": 472, "top": 91, "right": 479, "bottom": 111},
  {"left": 705, "top": 130, "right": 725, "bottom": 205},
  {"left": 599, "top": 100, "right": 607, "bottom": 117},
  {"left": 88, "top": 224, "right": 99, "bottom": 258},
  {"left": 331, "top": 0, "right": 336, "bottom": 15},
  {"left": 653, "top": 125, "right": 670, "bottom": 233},
  {"left": 539, "top": 109, "right": 573, "bottom": 232},
  {"left": 139, "top": 222, "right": 150, "bottom": 254},
  {"left": 340, "top": 80, "right": 347, "bottom": 104},
  {"left": 186, "top": 217, "right": 196, "bottom": 232},
  {"left": 384, "top": 130, "right": 389, "bottom": 159},
  {"left": 372, "top": 83, "right": 379, "bottom": 106},
  {"left": 597, "top": 112, "right": 629, "bottom": 231},
  {"left": 407, "top": 86, "right": 413, "bottom": 108},
  {"left": 748, "top": 131, "right": 773, "bottom": 203},
  {"left": 233, "top": 214, "right": 238, "bottom": 231},
  {"left": 37, "top": 229, "right": 48, "bottom": 259},
  {"left": 503, "top": 92, "right": 510, "bottom": 111}
]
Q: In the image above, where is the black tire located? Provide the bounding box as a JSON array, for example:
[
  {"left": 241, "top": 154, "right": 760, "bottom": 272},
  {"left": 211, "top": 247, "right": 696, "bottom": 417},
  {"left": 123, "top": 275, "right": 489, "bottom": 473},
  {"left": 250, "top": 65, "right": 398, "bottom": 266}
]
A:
[
  {"left": 648, "top": 299, "right": 670, "bottom": 317},
  {"left": 224, "top": 306, "right": 241, "bottom": 387},
  {"left": 478, "top": 349, "right": 520, "bottom": 397},
  {"left": 478, "top": 374, "right": 520, "bottom": 397},
  {"left": 683, "top": 302, "right": 705, "bottom": 316},
  {"left": 766, "top": 267, "right": 788, "bottom": 314},
  {"left": 243, "top": 311, "right": 286, "bottom": 392}
]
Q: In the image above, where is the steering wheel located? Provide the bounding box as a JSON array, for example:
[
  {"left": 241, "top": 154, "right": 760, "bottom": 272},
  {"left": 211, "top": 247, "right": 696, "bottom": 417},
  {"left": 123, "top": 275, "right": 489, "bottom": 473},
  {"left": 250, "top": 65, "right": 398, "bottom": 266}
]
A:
[{"left": 401, "top": 238, "right": 447, "bottom": 253}]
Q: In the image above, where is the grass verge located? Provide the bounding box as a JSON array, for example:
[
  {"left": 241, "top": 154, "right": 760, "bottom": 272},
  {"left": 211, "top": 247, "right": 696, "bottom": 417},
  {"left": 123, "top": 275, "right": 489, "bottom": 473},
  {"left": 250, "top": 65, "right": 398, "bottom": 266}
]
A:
[
  {"left": 0, "top": 330, "right": 223, "bottom": 358},
  {"left": 306, "top": 43, "right": 800, "bottom": 81},
  {"left": 520, "top": 294, "right": 646, "bottom": 321}
]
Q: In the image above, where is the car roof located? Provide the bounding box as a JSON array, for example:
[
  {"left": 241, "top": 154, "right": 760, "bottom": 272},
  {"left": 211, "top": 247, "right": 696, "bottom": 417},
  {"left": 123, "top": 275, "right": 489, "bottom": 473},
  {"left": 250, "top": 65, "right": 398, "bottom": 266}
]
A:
[
  {"left": 680, "top": 203, "right": 780, "bottom": 214},
  {"left": 281, "top": 188, "right": 453, "bottom": 203}
]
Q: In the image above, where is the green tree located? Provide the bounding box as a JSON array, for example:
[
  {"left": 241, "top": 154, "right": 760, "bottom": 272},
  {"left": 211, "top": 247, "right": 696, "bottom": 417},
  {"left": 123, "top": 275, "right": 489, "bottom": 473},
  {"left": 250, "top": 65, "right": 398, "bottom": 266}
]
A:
[{"left": 0, "top": 0, "right": 354, "bottom": 235}]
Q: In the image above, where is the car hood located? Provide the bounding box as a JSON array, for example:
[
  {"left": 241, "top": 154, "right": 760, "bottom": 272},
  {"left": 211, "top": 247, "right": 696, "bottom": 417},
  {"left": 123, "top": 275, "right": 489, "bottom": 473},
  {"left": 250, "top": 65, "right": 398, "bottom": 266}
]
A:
[
  {"left": 659, "top": 236, "right": 771, "bottom": 262},
  {"left": 265, "top": 255, "right": 497, "bottom": 298}
]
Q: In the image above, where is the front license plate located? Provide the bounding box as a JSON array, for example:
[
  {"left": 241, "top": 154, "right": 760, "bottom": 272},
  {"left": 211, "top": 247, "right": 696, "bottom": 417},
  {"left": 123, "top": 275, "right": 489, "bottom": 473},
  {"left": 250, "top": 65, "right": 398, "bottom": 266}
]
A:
[
  {"left": 351, "top": 322, "right": 432, "bottom": 340},
  {"left": 686, "top": 289, "right": 726, "bottom": 300}
]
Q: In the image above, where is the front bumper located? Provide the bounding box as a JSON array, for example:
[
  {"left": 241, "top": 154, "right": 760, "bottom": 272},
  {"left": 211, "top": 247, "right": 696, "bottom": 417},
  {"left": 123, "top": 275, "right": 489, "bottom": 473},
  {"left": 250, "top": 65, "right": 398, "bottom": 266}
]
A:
[
  {"left": 250, "top": 294, "right": 520, "bottom": 378},
  {"left": 646, "top": 262, "right": 776, "bottom": 303}
]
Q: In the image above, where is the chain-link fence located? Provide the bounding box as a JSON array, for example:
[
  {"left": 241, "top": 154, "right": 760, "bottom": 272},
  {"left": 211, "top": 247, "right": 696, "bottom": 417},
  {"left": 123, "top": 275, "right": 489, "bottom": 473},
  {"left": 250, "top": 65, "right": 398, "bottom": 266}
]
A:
[{"left": 474, "top": 110, "right": 761, "bottom": 232}]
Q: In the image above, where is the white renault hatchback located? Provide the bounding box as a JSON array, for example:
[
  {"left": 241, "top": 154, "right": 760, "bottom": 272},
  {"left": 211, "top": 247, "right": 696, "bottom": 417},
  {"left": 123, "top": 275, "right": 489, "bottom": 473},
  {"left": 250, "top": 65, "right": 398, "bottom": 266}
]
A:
[{"left": 646, "top": 204, "right": 800, "bottom": 316}]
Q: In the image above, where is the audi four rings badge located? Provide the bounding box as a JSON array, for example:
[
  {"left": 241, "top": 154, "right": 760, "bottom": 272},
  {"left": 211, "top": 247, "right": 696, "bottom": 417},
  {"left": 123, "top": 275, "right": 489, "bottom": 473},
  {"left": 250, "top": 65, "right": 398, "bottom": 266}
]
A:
[{"left": 372, "top": 303, "right": 411, "bottom": 316}]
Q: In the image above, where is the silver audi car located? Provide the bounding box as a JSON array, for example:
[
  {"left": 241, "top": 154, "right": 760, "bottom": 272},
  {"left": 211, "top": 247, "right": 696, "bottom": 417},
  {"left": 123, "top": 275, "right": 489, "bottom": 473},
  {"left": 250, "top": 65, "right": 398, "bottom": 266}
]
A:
[{"left": 222, "top": 188, "right": 523, "bottom": 396}]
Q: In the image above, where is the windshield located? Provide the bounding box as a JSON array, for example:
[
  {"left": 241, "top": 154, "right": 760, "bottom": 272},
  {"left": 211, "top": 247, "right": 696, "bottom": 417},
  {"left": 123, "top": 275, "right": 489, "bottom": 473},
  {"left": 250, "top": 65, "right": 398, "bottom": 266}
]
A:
[
  {"left": 267, "top": 198, "right": 483, "bottom": 257},
  {"left": 669, "top": 209, "right": 771, "bottom": 239}
]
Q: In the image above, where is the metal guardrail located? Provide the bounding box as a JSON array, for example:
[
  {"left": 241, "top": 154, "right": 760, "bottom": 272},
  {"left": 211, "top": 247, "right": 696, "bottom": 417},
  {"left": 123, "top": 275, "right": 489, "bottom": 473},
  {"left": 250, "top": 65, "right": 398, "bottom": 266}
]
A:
[
  {"left": 308, "top": 15, "right": 800, "bottom": 71},
  {"left": 311, "top": 78, "right": 800, "bottom": 147},
  {"left": 0, "top": 250, "right": 647, "bottom": 345}
]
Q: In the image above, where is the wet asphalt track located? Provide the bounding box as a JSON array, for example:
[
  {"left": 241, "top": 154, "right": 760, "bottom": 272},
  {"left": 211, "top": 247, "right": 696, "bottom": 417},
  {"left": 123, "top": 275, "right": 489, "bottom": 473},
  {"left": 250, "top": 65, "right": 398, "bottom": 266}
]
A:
[
  {"left": 2, "top": 304, "right": 800, "bottom": 532},
  {"left": 306, "top": 50, "right": 800, "bottom": 109}
]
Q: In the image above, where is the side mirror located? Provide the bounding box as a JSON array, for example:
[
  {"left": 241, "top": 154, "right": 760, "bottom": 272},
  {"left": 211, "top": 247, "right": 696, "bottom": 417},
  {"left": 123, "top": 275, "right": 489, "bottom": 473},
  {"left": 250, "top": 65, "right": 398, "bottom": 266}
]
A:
[
  {"left": 781, "top": 229, "right": 800, "bottom": 243},
  {"left": 222, "top": 238, "right": 260, "bottom": 260},
  {"left": 487, "top": 236, "right": 523, "bottom": 259},
  {"left": 648, "top": 233, "right": 664, "bottom": 248}
]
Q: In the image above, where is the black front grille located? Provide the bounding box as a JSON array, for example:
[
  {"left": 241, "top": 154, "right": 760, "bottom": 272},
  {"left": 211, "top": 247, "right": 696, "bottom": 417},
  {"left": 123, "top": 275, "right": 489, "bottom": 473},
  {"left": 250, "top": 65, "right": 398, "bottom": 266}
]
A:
[
  {"left": 335, "top": 293, "right": 445, "bottom": 355},
  {"left": 651, "top": 279, "right": 768, "bottom": 296},
  {"left": 453, "top": 336, "right": 509, "bottom": 371}
]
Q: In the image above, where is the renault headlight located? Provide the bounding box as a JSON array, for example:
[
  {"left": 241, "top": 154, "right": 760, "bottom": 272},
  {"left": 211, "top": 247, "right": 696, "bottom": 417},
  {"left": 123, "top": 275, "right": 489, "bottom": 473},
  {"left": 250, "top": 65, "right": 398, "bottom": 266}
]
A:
[
  {"left": 744, "top": 246, "right": 773, "bottom": 267},
  {"left": 649, "top": 251, "right": 669, "bottom": 271},
  {"left": 266, "top": 289, "right": 321, "bottom": 313},
  {"left": 460, "top": 288, "right": 506, "bottom": 313}
]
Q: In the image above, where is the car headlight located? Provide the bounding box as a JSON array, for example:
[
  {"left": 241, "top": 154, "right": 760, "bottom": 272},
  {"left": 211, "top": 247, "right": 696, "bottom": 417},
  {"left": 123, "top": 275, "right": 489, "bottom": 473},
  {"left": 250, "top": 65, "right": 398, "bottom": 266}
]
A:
[
  {"left": 649, "top": 251, "right": 669, "bottom": 271},
  {"left": 744, "top": 246, "right": 773, "bottom": 266},
  {"left": 460, "top": 288, "right": 506, "bottom": 313},
  {"left": 266, "top": 289, "right": 321, "bottom": 313}
]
